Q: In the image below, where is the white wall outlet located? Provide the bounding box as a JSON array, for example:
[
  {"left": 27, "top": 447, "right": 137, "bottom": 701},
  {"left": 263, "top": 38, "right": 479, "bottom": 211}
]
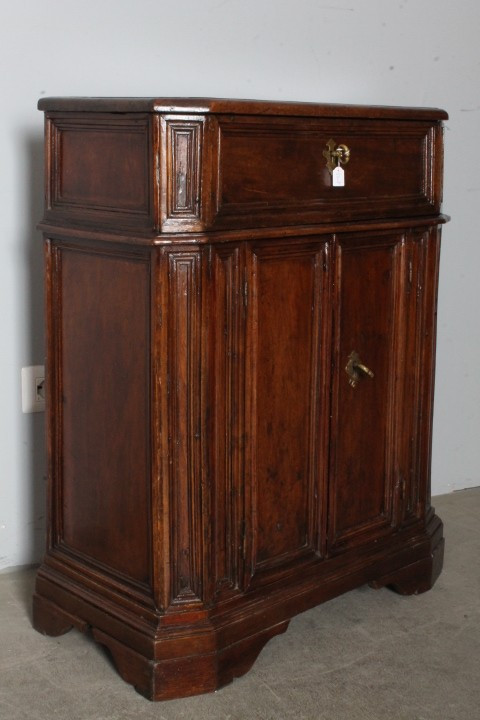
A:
[{"left": 21, "top": 366, "right": 45, "bottom": 413}]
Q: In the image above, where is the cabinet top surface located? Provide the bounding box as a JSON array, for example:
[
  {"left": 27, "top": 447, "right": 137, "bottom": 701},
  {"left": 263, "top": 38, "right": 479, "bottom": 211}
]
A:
[{"left": 37, "top": 96, "right": 448, "bottom": 120}]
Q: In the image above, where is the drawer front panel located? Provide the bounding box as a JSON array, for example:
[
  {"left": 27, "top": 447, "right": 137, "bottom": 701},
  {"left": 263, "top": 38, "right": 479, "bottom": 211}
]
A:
[{"left": 212, "top": 117, "right": 441, "bottom": 229}]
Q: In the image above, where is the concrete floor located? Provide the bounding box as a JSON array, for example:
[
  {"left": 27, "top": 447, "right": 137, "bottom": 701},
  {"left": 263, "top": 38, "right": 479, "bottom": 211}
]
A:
[{"left": 1, "top": 488, "right": 479, "bottom": 720}]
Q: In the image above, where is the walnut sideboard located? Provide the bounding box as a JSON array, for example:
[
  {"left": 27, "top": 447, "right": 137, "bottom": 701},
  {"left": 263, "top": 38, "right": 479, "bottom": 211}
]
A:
[{"left": 33, "top": 97, "right": 448, "bottom": 700}]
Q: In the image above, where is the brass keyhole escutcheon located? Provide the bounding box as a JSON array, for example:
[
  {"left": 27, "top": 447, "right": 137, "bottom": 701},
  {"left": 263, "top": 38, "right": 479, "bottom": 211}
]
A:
[
  {"left": 345, "top": 351, "right": 374, "bottom": 388},
  {"left": 323, "top": 139, "right": 351, "bottom": 175}
]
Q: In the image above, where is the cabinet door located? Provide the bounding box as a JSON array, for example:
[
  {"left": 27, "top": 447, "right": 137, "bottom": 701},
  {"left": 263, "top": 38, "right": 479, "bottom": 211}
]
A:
[
  {"left": 328, "top": 231, "right": 408, "bottom": 552},
  {"left": 242, "top": 239, "right": 331, "bottom": 589}
]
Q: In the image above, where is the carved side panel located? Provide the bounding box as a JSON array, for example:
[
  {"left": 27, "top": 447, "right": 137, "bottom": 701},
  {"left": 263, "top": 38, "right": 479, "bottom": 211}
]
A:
[
  {"left": 162, "top": 249, "right": 204, "bottom": 606},
  {"left": 244, "top": 240, "right": 329, "bottom": 588},
  {"left": 159, "top": 116, "right": 206, "bottom": 232},
  {"left": 46, "top": 240, "right": 153, "bottom": 589},
  {"left": 211, "top": 244, "right": 245, "bottom": 596},
  {"left": 44, "top": 113, "right": 154, "bottom": 231}
]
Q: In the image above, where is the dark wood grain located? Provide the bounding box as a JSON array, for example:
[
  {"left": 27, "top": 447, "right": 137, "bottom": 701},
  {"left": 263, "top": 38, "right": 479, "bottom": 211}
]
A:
[
  {"left": 43, "top": 102, "right": 445, "bottom": 234},
  {"left": 329, "top": 232, "right": 401, "bottom": 551},
  {"left": 34, "top": 97, "right": 447, "bottom": 701},
  {"left": 38, "top": 96, "right": 448, "bottom": 120},
  {"left": 44, "top": 114, "right": 154, "bottom": 232},
  {"left": 212, "top": 117, "right": 440, "bottom": 229},
  {"left": 53, "top": 244, "right": 152, "bottom": 585},
  {"left": 245, "top": 241, "right": 325, "bottom": 586},
  {"left": 211, "top": 243, "right": 245, "bottom": 597}
]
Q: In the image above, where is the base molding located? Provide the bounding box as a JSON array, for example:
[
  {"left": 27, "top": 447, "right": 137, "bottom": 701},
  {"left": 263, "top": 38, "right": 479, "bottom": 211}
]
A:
[
  {"left": 33, "top": 593, "right": 85, "bottom": 636},
  {"left": 91, "top": 621, "right": 290, "bottom": 700},
  {"left": 32, "top": 517, "right": 444, "bottom": 700},
  {"left": 369, "top": 537, "right": 444, "bottom": 595}
]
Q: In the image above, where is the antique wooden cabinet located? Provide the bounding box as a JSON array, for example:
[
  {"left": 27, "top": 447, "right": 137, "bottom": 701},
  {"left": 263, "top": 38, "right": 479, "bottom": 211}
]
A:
[{"left": 33, "top": 98, "right": 448, "bottom": 700}]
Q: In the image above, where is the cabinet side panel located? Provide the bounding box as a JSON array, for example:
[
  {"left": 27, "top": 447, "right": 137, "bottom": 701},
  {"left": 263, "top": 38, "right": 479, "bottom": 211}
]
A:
[
  {"left": 45, "top": 113, "right": 154, "bottom": 231},
  {"left": 58, "top": 245, "right": 152, "bottom": 585}
]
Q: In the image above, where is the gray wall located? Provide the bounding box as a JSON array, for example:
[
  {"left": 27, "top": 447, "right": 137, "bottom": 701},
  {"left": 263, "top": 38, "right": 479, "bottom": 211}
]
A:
[{"left": 1, "top": 0, "right": 479, "bottom": 570}]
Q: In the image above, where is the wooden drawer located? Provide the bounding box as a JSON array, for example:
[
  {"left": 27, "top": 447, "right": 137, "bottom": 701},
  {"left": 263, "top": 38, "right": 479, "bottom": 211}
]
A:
[
  {"left": 209, "top": 116, "right": 443, "bottom": 229},
  {"left": 40, "top": 99, "right": 445, "bottom": 235}
]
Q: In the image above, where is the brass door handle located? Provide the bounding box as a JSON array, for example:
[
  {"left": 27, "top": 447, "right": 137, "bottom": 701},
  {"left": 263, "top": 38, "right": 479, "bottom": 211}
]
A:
[{"left": 345, "top": 351, "right": 374, "bottom": 388}]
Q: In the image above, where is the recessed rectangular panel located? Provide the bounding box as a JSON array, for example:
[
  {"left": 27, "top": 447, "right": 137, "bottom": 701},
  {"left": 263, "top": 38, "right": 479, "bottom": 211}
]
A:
[
  {"left": 249, "top": 245, "right": 322, "bottom": 572},
  {"left": 59, "top": 129, "right": 148, "bottom": 210},
  {"left": 59, "top": 247, "right": 151, "bottom": 584},
  {"left": 47, "top": 114, "right": 153, "bottom": 230},
  {"left": 213, "top": 117, "right": 439, "bottom": 229},
  {"left": 329, "top": 234, "right": 401, "bottom": 549},
  {"left": 166, "top": 251, "right": 203, "bottom": 604},
  {"left": 167, "top": 121, "right": 202, "bottom": 217}
]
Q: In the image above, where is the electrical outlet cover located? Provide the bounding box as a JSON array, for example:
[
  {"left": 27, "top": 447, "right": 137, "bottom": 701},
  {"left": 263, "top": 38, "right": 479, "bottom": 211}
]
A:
[{"left": 21, "top": 365, "right": 45, "bottom": 413}]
